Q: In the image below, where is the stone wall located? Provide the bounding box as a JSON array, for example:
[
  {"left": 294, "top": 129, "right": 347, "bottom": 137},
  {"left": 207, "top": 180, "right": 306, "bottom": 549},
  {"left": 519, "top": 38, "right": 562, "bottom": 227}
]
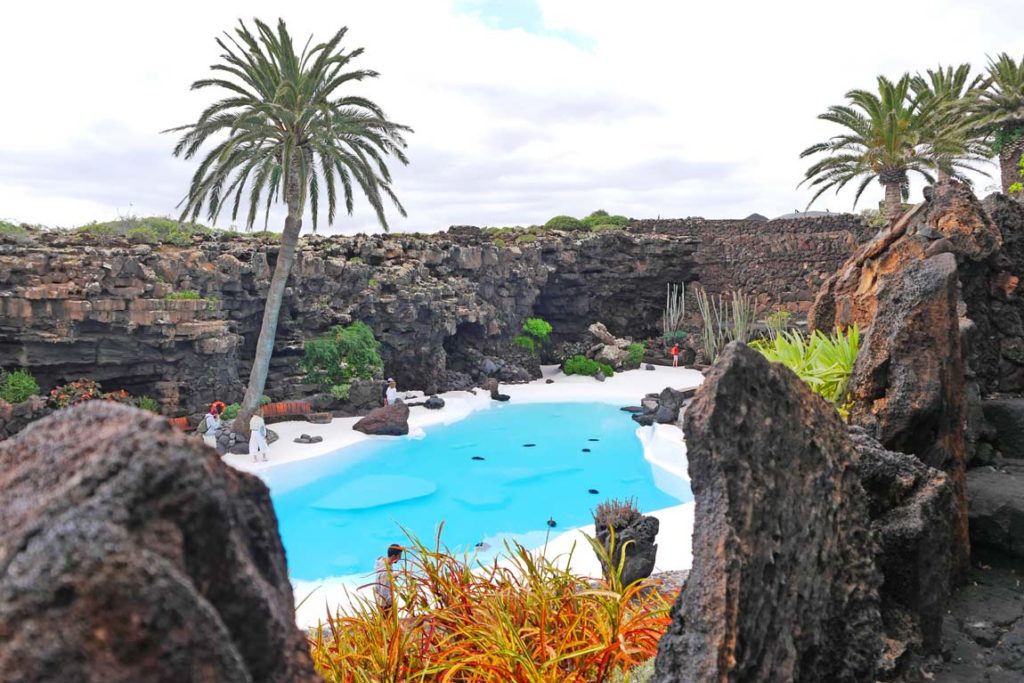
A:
[{"left": 0, "top": 214, "right": 868, "bottom": 416}]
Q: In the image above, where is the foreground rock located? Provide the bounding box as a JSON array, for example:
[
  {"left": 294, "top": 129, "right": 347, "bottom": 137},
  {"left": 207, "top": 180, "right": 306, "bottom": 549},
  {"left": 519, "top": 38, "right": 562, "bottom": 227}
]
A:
[
  {"left": 352, "top": 402, "right": 410, "bottom": 436},
  {"left": 850, "top": 427, "right": 957, "bottom": 658},
  {"left": 654, "top": 343, "right": 881, "bottom": 682},
  {"left": 592, "top": 505, "right": 659, "bottom": 587},
  {"left": 0, "top": 402, "right": 318, "bottom": 683},
  {"left": 848, "top": 253, "right": 970, "bottom": 580}
]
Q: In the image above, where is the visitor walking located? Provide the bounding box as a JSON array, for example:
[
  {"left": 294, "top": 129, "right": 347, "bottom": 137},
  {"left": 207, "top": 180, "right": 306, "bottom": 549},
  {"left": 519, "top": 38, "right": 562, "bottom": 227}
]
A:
[
  {"left": 201, "top": 401, "right": 225, "bottom": 447},
  {"left": 386, "top": 379, "right": 399, "bottom": 406},
  {"left": 249, "top": 408, "right": 269, "bottom": 462},
  {"left": 381, "top": 378, "right": 394, "bottom": 407},
  {"left": 670, "top": 343, "right": 680, "bottom": 368},
  {"left": 374, "top": 544, "right": 403, "bottom": 616}
]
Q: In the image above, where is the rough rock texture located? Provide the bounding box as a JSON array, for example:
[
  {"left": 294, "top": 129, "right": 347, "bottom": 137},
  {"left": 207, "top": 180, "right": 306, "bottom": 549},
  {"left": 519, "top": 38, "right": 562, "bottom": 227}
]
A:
[
  {"left": 0, "top": 215, "right": 867, "bottom": 416},
  {"left": 850, "top": 427, "right": 956, "bottom": 657},
  {"left": 811, "top": 181, "right": 1001, "bottom": 333},
  {"left": 631, "top": 387, "right": 695, "bottom": 426},
  {"left": 967, "top": 463, "right": 1024, "bottom": 559},
  {"left": 0, "top": 402, "right": 317, "bottom": 683},
  {"left": 653, "top": 343, "right": 881, "bottom": 683},
  {"left": 593, "top": 513, "right": 659, "bottom": 587},
  {"left": 930, "top": 561, "right": 1024, "bottom": 682},
  {"left": 847, "top": 253, "right": 970, "bottom": 580},
  {"left": 352, "top": 401, "right": 410, "bottom": 436}
]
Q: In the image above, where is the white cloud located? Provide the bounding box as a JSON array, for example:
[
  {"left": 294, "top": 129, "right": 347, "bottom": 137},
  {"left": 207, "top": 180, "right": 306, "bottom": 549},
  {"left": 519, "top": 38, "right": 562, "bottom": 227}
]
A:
[{"left": 1, "top": 0, "right": 1021, "bottom": 232}]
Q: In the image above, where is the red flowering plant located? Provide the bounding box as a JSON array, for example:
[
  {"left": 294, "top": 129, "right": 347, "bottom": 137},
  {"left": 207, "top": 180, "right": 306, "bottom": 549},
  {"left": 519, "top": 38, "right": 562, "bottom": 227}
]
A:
[{"left": 48, "top": 379, "right": 102, "bottom": 408}]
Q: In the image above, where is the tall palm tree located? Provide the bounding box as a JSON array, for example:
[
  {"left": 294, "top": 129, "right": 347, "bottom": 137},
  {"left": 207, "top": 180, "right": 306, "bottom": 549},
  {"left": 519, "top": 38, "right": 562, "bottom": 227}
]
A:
[
  {"left": 800, "top": 75, "right": 939, "bottom": 223},
  {"left": 974, "top": 53, "right": 1024, "bottom": 194},
  {"left": 910, "top": 63, "right": 989, "bottom": 182},
  {"left": 168, "top": 18, "right": 410, "bottom": 425}
]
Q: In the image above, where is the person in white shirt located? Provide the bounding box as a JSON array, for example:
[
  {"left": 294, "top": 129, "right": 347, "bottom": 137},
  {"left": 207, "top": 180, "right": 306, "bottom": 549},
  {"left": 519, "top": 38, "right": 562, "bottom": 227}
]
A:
[
  {"left": 249, "top": 409, "right": 269, "bottom": 462},
  {"left": 373, "top": 544, "right": 403, "bottom": 616},
  {"left": 385, "top": 379, "right": 398, "bottom": 406},
  {"left": 202, "top": 402, "right": 224, "bottom": 448}
]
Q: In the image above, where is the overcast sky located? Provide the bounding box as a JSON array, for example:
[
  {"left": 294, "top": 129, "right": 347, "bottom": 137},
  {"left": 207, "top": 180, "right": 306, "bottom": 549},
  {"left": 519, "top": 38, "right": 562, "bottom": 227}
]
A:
[{"left": 2, "top": 0, "right": 1021, "bottom": 234}]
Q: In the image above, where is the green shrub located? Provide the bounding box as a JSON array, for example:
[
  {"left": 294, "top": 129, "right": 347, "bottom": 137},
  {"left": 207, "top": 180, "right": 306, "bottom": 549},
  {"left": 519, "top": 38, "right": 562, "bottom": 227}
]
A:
[
  {"left": 544, "top": 215, "right": 584, "bottom": 230},
  {"left": 348, "top": 256, "right": 363, "bottom": 264},
  {"left": 515, "top": 233, "right": 537, "bottom": 244},
  {"left": 0, "top": 369, "right": 40, "bottom": 404},
  {"left": 1009, "top": 155, "right": 1024, "bottom": 195},
  {"left": 750, "top": 325, "right": 860, "bottom": 419},
  {"left": 0, "top": 221, "right": 32, "bottom": 243},
  {"left": 367, "top": 278, "right": 379, "bottom": 289},
  {"left": 564, "top": 355, "right": 614, "bottom": 378},
  {"left": 259, "top": 394, "right": 272, "bottom": 406},
  {"left": 662, "top": 329, "right": 687, "bottom": 343},
  {"left": 330, "top": 383, "right": 351, "bottom": 401},
  {"left": 76, "top": 216, "right": 211, "bottom": 245},
  {"left": 581, "top": 211, "right": 628, "bottom": 230},
  {"left": 221, "top": 402, "right": 241, "bottom": 420},
  {"left": 136, "top": 395, "right": 160, "bottom": 413},
  {"left": 493, "top": 237, "right": 506, "bottom": 247},
  {"left": 165, "top": 290, "right": 201, "bottom": 300},
  {"left": 627, "top": 342, "right": 645, "bottom": 367},
  {"left": 513, "top": 335, "right": 536, "bottom": 353},
  {"left": 301, "top": 322, "right": 383, "bottom": 392},
  {"left": 522, "top": 317, "right": 552, "bottom": 342}
]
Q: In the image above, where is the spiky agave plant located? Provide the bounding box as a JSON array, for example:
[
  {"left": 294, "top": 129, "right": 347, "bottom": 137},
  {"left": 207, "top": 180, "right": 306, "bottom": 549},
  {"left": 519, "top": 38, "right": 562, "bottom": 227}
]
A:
[{"left": 167, "top": 18, "right": 410, "bottom": 426}]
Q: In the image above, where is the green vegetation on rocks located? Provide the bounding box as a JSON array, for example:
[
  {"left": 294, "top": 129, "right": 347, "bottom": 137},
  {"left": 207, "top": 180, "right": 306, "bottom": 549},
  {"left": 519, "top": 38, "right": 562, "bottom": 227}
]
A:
[
  {"left": 76, "top": 216, "right": 212, "bottom": 245},
  {"left": 750, "top": 326, "right": 860, "bottom": 419},
  {"left": 302, "top": 322, "right": 383, "bottom": 400},
  {"left": 564, "top": 355, "right": 615, "bottom": 378},
  {"left": 0, "top": 369, "right": 40, "bottom": 404},
  {"left": 165, "top": 290, "right": 201, "bottom": 301}
]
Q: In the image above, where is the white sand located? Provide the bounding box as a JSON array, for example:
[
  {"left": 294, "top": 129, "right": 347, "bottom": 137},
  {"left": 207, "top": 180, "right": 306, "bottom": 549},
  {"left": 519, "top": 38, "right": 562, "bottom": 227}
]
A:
[{"left": 227, "top": 365, "right": 701, "bottom": 627}]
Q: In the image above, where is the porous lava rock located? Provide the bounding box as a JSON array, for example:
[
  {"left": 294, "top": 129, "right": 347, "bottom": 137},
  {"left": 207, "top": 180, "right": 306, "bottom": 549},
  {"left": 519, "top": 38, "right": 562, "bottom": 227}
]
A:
[
  {"left": 653, "top": 343, "right": 881, "bottom": 683},
  {"left": 0, "top": 402, "right": 318, "bottom": 683},
  {"left": 847, "top": 253, "right": 970, "bottom": 580},
  {"left": 849, "top": 426, "right": 956, "bottom": 657},
  {"left": 810, "top": 180, "right": 1001, "bottom": 332},
  {"left": 352, "top": 401, "right": 410, "bottom": 436},
  {"left": 593, "top": 511, "right": 659, "bottom": 587}
]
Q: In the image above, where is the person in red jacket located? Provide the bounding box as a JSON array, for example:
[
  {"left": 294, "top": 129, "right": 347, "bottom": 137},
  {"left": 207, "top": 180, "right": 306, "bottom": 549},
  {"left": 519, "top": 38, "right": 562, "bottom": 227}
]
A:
[{"left": 670, "top": 343, "right": 680, "bottom": 367}]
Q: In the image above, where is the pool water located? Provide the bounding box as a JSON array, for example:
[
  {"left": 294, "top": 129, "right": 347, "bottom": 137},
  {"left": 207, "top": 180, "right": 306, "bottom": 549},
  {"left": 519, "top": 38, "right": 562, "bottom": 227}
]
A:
[{"left": 267, "top": 402, "right": 691, "bottom": 580}]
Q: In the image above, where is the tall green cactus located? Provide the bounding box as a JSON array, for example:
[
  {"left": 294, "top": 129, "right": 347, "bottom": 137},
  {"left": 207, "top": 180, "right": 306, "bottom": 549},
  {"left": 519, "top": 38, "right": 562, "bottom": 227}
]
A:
[{"left": 662, "top": 282, "right": 686, "bottom": 339}]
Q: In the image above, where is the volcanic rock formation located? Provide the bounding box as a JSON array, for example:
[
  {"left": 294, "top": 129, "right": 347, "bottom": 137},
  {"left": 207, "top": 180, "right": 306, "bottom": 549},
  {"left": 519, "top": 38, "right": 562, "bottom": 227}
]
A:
[
  {"left": 0, "top": 402, "right": 318, "bottom": 683},
  {"left": 653, "top": 343, "right": 883, "bottom": 683}
]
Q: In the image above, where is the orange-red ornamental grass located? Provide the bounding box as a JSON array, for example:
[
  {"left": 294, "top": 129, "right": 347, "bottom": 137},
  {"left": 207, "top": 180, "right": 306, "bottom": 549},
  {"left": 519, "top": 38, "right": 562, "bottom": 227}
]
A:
[{"left": 308, "top": 530, "right": 672, "bottom": 682}]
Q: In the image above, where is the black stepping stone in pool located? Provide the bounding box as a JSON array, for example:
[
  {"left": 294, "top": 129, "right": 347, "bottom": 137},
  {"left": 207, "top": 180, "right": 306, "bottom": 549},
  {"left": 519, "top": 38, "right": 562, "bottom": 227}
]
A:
[
  {"left": 523, "top": 443, "right": 536, "bottom": 448},
  {"left": 588, "top": 438, "right": 599, "bottom": 442},
  {"left": 471, "top": 456, "right": 485, "bottom": 461},
  {"left": 588, "top": 489, "right": 599, "bottom": 495},
  {"left": 582, "top": 448, "right": 591, "bottom": 453}
]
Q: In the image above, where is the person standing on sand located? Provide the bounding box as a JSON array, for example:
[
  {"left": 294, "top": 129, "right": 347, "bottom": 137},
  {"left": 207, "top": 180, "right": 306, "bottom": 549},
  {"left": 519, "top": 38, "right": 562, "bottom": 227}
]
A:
[
  {"left": 201, "top": 401, "right": 224, "bottom": 447},
  {"left": 386, "top": 379, "right": 398, "bottom": 406},
  {"left": 249, "top": 408, "right": 269, "bottom": 462},
  {"left": 381, "top": 377, "right": 393, "bottom": 407},
  {"left": 670, "top": 343, "right": 680, "bottom": 368},
  {"left": 374, "top": 544, "right": 403, "bottom": 616}
]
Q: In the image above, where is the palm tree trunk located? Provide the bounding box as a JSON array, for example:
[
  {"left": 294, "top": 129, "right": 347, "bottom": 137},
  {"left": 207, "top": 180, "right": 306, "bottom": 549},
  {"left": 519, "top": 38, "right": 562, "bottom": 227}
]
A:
[
  {"left": 233, "top": 177, "right": 303, "bottom": 433},
  {"left": 883, "top": 182, "right": 903, "bottom": 223},
  {"left": 999, "top": 137, "right": 1024, "bottom": 196}
]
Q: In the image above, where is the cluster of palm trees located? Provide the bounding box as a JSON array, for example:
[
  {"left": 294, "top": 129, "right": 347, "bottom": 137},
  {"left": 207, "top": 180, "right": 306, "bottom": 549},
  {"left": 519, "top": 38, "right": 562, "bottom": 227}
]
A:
[{"left": 802, "top": 54, "right": 1024, "bottom": 222}]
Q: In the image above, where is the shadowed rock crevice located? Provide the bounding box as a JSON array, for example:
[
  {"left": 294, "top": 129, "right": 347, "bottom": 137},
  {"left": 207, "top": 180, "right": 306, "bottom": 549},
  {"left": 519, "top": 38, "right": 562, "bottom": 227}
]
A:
[{"left": 0, "top": 402, "right": 318, "bottom": 683}]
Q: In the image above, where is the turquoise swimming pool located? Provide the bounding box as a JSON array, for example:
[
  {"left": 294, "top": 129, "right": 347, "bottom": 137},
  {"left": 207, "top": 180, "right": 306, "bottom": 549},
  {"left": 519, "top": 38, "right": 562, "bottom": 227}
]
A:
[{"left": 266, "top": 402, "right": 691, "bottom": 580}]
